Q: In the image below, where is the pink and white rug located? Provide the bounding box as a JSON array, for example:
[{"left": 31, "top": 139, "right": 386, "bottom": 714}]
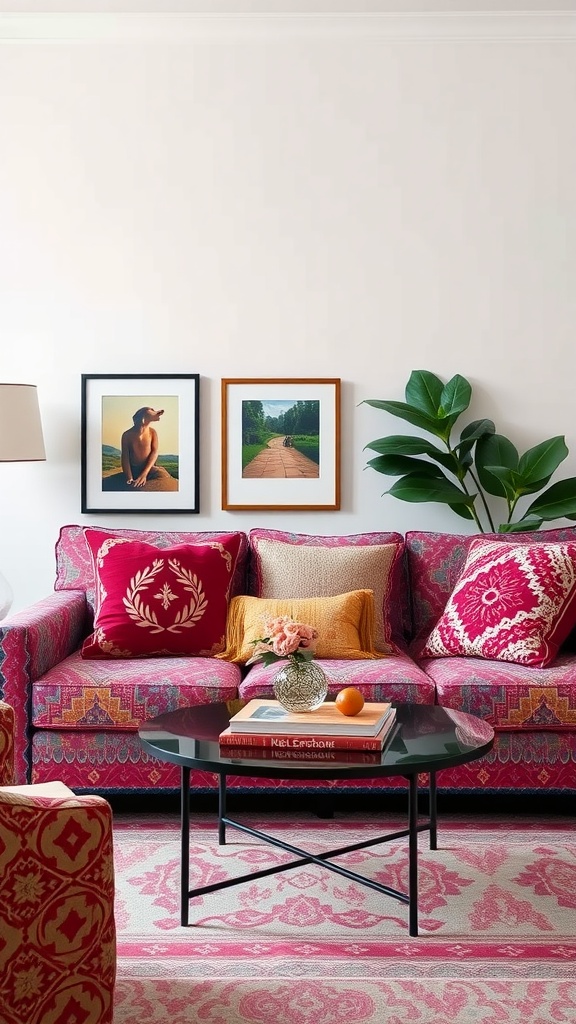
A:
[{"left": 113, "top": 811, "right": 576, "bottom": 1023}]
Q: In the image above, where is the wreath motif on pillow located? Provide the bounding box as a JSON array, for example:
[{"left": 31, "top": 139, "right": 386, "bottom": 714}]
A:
[{"left": 123, "top": 558, "right": 208, "bottom": 634}]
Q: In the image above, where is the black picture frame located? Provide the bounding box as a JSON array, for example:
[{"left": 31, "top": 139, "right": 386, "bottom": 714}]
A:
[{"left": 81, "top": 373, "right": 200, "bottom": 514}]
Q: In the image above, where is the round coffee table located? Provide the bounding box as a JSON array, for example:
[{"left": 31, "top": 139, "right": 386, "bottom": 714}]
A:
[{"left": 139, "top": 701, "right": 494, "bottom": 936}]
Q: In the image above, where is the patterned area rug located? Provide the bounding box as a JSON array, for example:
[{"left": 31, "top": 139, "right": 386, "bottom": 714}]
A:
[{"left": 113, "top": 811, "right": 576, "bottom": 1024}]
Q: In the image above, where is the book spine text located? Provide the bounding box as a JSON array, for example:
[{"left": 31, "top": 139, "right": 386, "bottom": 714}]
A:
[{"left": 219, "top": 730, "right": 387, "bottom": 752}]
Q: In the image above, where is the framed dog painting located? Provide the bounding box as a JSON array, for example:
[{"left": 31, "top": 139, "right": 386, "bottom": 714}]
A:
[{"left": 81, "top": 374, "right": 200, "bottom": 513}]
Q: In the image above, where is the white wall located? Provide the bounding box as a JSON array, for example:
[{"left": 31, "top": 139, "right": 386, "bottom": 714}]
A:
[{"left": 1, "top": 12, "right": 575, "bottom": 611}]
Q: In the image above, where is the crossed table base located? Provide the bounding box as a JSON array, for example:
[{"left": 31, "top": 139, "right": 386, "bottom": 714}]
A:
[
  {"left": 180, "top": 768, "right": 438, "bottom": 937},
  {"left": 138, "top": 701, "right": 494, "bottom": 939}
]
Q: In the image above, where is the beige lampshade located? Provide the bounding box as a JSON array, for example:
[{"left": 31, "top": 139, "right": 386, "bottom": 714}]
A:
[{"left": 0, "top": 383, "right": 46, "bottom": 462}]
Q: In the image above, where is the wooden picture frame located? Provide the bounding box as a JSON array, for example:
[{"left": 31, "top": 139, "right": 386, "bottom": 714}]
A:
[
  {"left": 81, "top": 373, "right": 200, "bottom": 514},
  {"left": 221, "top": 377, "right": 341, "bottom": 511}
]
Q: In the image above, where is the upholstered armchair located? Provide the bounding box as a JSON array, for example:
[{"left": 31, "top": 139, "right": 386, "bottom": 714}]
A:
[
  {"left": 0, "top": 701, "right": 116, "bottom": 1024},
  {"left": 0, "top": 699, "right": 15, "bottom": 785}
]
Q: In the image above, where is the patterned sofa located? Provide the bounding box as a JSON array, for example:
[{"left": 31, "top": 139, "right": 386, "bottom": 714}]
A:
[{"left": 1, "top": 523, "right": 575, "bottom": 797}]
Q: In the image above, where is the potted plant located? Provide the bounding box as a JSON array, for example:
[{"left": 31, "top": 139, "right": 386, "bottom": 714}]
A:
[{"left": 363, "top": 370, "right": 576, "bottom": 533}]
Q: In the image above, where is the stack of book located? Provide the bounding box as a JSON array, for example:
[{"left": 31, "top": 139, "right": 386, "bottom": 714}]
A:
[{"left": 219, "top": 698, "right": 397, "bottom": 763}]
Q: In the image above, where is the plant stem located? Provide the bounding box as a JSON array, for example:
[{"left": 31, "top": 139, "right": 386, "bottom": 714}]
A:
[
  {"left": 444, "top": 440, "right": 488, "bottom": 534},
  {"left": 467, "top": 469, "right": 496, "bottom": 533},
  {"left": 459, "top": 480, "right": 486, "bottom": 533}
]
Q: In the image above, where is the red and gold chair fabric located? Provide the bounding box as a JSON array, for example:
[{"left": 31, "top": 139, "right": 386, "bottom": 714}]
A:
[
  {"left": 0, "top": 700, "right": 15, "bottom": 785},
  {"left": 0, "top": 703, "right": 116, "bottom": 1024}
]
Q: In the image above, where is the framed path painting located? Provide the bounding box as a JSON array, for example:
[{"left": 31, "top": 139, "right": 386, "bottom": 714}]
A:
[
  {"left": 221, "top": 377, "right": 341, "bottom": 511},
  {"left": 81, "top": 374, "right": 200, "bottom": 513}
]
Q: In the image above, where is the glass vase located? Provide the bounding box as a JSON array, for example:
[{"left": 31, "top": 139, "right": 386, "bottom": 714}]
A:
[{"left": 273, "top": 658, "right": 328, "bottom": 714}]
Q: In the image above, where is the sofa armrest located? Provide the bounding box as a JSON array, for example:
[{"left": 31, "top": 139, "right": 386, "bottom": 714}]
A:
[{"left": 0, "top": 591, "right": 89, "bottom": 783}]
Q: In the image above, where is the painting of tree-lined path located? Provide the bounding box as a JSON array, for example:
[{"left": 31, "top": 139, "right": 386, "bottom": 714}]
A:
[{"left": 241, "top": 399, "right": 320, "bottom": 479}]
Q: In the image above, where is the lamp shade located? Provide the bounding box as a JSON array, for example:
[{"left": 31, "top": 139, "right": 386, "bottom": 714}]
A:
[{"left": 0, "top": 383, "right": 46, "bottom": 462}]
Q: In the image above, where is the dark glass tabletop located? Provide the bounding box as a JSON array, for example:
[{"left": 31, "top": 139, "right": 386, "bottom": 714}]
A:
[{"left": 139, "top": 702, "right": 494, "bottom": 781}]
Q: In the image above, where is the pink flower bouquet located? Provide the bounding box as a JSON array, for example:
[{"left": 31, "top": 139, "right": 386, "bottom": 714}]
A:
[{"left": 248, "top": 615, "right": 319, "bottom": 667}]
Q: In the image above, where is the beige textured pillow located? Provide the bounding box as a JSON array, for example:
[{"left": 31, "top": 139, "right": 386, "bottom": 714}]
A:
[{"left": 251, "top": 538, "right": 400, "bottom": 652}]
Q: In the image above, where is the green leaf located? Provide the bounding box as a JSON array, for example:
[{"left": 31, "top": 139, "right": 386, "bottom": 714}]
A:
[
  {"left": 366, "top": 455, "right": 445, "bottom": 477},
  {"left": 459, "top": 418, "right": 496, "bottom": 443},
  {"left": 524, "top": 477, "right": 576, "bottom": 521},
  {"left": 365, "top": 435, "right": 442, "bottom": 456},
  {"left": 475, "top": 434, "right": 519, "bottom": 497},
  {"left": 517, "top": 436, "right": 569, "bottom": 487},
  {"left": 497, "top": 516, "right": 544, "bottom": 533},
  {"left": 456, "top": 419, "right": 496, "bottom": 459},
  {"left": 448, "top": 502, "right": 475, "bottom": 521},
  {"left": 438, "top": 374, "right": 472, "bottom": 418},
  {"left": 364, "top": 435, "right": 458, "bottom": 473},
  {"left": 513, "top": 476, "right": 553, "bottom": 498},
  {"left": 405, "top": 370, "right": 444, "bottom": 417},
  {"left": 363, "top": 399, "right": 449, "bottom": 437},
  {"left": 481, "top": 465, "right": 520, "bottom": 503},
  {"left": 387, "top": 475, "right": 475, "bottom": 505}
]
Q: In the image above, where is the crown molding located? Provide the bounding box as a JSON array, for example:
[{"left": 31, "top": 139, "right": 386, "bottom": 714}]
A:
[{"left": 1, "top": 12, "right": 575, "bottom": 43}]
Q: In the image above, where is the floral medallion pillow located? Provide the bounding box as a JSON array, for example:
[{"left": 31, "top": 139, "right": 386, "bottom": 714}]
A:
[
  {"left": 81, "top": 528, "right": 243, "bottom": 659},
  {"left": 421, "top": 539, "right": 576, "bottom": 667}
]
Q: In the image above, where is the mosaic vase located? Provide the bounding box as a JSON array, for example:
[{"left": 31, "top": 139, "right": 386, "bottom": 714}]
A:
[{"left": 273, "top": 658, "right": 328, "bottom": 713}]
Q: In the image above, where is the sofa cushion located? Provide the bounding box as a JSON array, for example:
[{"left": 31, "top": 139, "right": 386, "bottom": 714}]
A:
[
  {"left": 421, "top": 539, "right": 576, "bottom": 667},
  {"left": 54, "top": 524, "right": 249, "bottom": 612},
  {"left": 81, "top": 528, "right": 243, "bottom": 659},
  {"left": 240, "top": 653, "right": 436, "bottom": 704},
  {"left": 420, "top": 652, "right": 576, "bottom": 730},
  {"left": 248, "top": 528, "right": 410, "bottom": 647},
  {"left": 32, "top": 649, "right": 242, "bottom": 728},
  {"left": 406, "top": 526, "right": 576, "bottom": 646},
  {"left": 219, "top": 591, "right": 383, "bottom": 664}
]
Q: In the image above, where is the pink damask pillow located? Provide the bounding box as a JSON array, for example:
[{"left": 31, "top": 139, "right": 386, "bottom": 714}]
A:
[
  {"left": 422, "top": 539, "right": 576, "bottom": 667},
  {"left": 81, "top": 528, "right": 243, "bottom": 659}
]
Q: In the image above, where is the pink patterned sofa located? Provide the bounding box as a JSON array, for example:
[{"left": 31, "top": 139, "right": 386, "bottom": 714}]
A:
[{"left": 1, "top": 524, "right": 575, "bottom": 798}]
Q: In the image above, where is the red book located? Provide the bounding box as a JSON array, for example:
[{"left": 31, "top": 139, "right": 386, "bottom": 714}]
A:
[
  {"left": 219, "top": 745, "right": 383, "bottom": 765},
  {"left": 219, "top": 711, "right": 397, "bottom": 753}
]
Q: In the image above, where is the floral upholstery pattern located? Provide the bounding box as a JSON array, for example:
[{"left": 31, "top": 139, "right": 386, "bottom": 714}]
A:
[
  {"left": 1, "top": 523, "right": 576, "bottom": 796},
  {"left": 419, "top": 653, "right": 576, "bottom": 729},
  {"left": 421, "top": 540, "right": 576, "bottom": 667},
  {"left": 0, "top": 592, "right": 89, "bottom": 783},
  {"left": 406, "top": 526, "right": 576, "bottom": 644},
  {"left": 31, "top": 651, "right": 242, "bottom": 728},
  {"left": 55, "top": 524, "right": 249, "bottom": 613},
  {"left": 239, "top": 653, "right": 436, "bottom": 705},
  {"left": 0, "top": 789, "right": 116, "bottom": 1024},
  {"left": 0, "top": 700, "right": 15, "bottom": 785},
  {"left": 433, "top": 729, "right": 576, "bottom": 792},
  {"left": 0, "top": 703, "right": 116, "bottom": 1024}
]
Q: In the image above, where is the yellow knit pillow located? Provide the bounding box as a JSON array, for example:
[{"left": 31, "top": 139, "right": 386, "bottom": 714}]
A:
[{"left": 218, "top": 590, "right": 384, "bottom": 664}]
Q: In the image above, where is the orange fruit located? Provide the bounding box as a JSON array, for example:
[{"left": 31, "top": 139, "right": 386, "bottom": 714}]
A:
[{"left": 335, "top": 687, "right": 365, "bottom": 717}]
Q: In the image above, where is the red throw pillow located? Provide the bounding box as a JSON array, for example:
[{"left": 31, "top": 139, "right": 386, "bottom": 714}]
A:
[
  {"left": 81, "top": 528, "right": 243, "bottom": 659},
  {"left": 421, "top": 539, "right": 576, "bottom": 667}
]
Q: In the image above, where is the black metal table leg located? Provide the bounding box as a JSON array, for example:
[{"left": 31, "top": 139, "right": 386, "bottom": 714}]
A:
[
  {"left": 180, "top": 764, "right": 191, "bottom": 927},
  {"left": 429, "top": 771, "right": 438, "bottom": 850},
  {"left": 218, "top": 773, "right": 227, "bottom": 845},
  {"left": 408, "top": 772, "right": 419, "bottom": 937}
]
